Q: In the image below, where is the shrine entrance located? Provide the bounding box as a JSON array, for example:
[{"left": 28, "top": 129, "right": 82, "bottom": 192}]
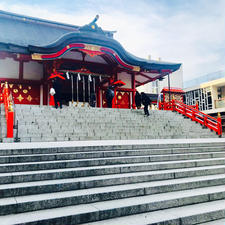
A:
[{"left": 59, "top": 73, "right": 98, "bottom": 106}]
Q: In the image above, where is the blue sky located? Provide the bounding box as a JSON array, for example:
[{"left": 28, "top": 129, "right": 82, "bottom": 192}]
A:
[{"left": 0, "top": 0, "right": 224, "bottom": 81}]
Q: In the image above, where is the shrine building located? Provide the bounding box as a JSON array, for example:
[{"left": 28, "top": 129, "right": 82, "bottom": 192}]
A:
[{"left": 0, "top": 10, "right": 181, "bottom": 108}]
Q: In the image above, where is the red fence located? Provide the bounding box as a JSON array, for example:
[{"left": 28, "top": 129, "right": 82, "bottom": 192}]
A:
[
  {"left": 159, "top": 100, "right": 222, "bottom": 136},
  {"left": 2, "top": 82, "right": 14, "bottom": 138}
]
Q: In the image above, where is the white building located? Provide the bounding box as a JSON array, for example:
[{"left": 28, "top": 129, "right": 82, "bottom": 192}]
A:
[{"left": 184, "top": 70, "right": 225, "bottom": 115}]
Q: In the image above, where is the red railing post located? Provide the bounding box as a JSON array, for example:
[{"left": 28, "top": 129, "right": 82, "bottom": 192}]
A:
[
  {"left": 217, "top": 113, "right": 222, "bottom": 136},
  {"left": 158, "top": 101, "right": 161, "bottom": 110},
  {"left": 204, "top": 116, "right": 207, "bottom": 127},
  {"left": 172, "top": 99, "right": 175, "bottom": 111},
  {"left": 7, "top": 110, "right": 14, "bottom": 138},
  {"left": 196, "top": 101, "right": 199, "bottom": 110},
  {"left": 192, "top": 110, "right": 196, "bottom": 121},
  {"left": 3, "top": 82, "right": 14, "bottom": 138}
]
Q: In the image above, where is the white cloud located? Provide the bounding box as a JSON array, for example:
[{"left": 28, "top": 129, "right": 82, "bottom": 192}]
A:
[{"left": 0, "top": 0, "right": 224, "bottom": 82}]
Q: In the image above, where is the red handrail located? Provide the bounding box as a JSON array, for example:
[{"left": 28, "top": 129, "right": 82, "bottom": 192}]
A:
[
  {"left": 2, "top": 82, "right": 14, "bottom": 138},
  {"left": 159, "top": 100, "right": 222, "bottom": 136}
]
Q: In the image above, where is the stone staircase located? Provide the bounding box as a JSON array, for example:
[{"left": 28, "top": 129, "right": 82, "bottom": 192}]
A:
[
  {"left": 1, "top": 104, "right": 218, "bottom": 142},
  {"left": 0, "top": 140, "right": 225, "bottom": 224}
]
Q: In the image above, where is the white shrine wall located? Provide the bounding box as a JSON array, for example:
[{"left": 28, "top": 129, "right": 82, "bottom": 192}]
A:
[
  {"left": 0, "top": 58, "right": 19, "bottom": 79},
  {"left": 117, "top": 72, "right": 131, "bottom": 88},
  {"left": 23, "top": 61, "right": 43, "bottom": 80}
]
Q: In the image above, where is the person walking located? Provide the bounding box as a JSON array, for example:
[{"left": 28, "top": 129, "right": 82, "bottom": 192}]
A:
[
  {"left": 52, "top": 77, "right": 62, "bottom": 109},
  {"left": 106, "top": 86, "right": 114, "bottom": 108},
  {"left": 135, "top": 91, "right": 142, "bottom": 109},
  {"left": 141, "top": 92, "right": 151, "bottom": 116}
]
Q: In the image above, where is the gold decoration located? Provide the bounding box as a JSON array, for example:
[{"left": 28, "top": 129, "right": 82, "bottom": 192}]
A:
[
  {"left": 118, "top": 95, "right": 122, "bottom": 100},
  {"left": 13, "top": 89, "right": 18, "bottom": 93},
  {"left": 9, "top": 84, "right": 13, "bottom": 88},
  {"left": 27, "top": 95, "right": 32, "bottom": 102},
  {"left": 84, "top": 44, "right": 101, "bottom": 52},
  {"left": 19, "top": 85, "right": 22, "bottom": 89},
  {"left": 91, "top": 25, "right": 95, "bottom": 29},
  {"left": 17, "top": 94, "right": 24, "bottom": 102},
  {"left": 28, "top": 86, "right": 32, "bottom": 90},
  {"left": 66, "top": 45, "right": 70, "bottom": 49},
  {"left": 218, "top": 112, "right": 221, "bottom": 118},
  {"left": 132, "top": 66, "right": 140, "bottom": 72},
  {"left": 8, "top": 102, "right": 13, "bottom": 112},
  {"left": 23, "top": 89, "right": 28, "bottom": 94},
  {"left": 32, "top": 53, "right": 42, "bottom": 60},
  {"left": 5, "top": 82, "right": 8, "bottom": 89}
]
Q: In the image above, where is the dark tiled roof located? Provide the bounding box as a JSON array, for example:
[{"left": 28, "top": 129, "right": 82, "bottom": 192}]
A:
[
  {"left": 0, "top": 10, "right": 181, "bottom": 76},
  {"left": 0, "top": 10, "right": 81, "bottom": 47}
]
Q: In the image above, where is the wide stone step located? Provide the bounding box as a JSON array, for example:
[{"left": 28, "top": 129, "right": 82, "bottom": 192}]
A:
[
  {"left": 80, "top": 200, "right": 225, "bottom": 225},
  {"left": 0, "top": 141, "right": 224, "bottom": 155},
  {"left": 0, "top": 172, "right": 224, "bottom": 198},
  {"left": 1, "top": 162, "right": 225, "bottom": 185},
  {"left": 1, "top": 186, "right": 225, "bottom": 224},
  {"left": 1, "top": 148, "right": 224, "bottom": 163},
  {"left": 198, "top": 218, "right": 225, "bottom": 225},
  {"left": 1, "top": 153, "right": 225, "bottom": 172}
]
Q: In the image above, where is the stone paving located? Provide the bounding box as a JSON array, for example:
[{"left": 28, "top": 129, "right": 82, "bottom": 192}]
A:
[{"left": 0, "top": 139, "right": 225, "bottom": 224}]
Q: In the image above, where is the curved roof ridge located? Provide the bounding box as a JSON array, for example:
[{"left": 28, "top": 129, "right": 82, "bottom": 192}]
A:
[{"left": 28, "top": 31, "right": 181, "bottom": 72}]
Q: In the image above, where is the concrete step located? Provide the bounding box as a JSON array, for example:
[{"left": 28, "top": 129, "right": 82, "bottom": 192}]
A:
[
  {"left": 1, "top": 153, "right": 225, "bottom": 172},
  {"left": 80, "top": 200, "right": 225, "bottom": 225},
  {"left": 1, "top": 186, "right": 225, "bottom": 224},
  {"left": 0, "top": 172, "right": 224, "bottom": 198},
  {"left": 0, "top": 140, "right": 224, "bottom": 224},
  {"left": 1, "top": 179, "right": 224, "bottom": 215},
  {"left": 0, "top": 141, "right": 224, "bottom": 155},
  {"left": 198, "top": 218, "right": 225, "bottom": 225},
  {"left": 1, "top": 147, "right": 225, "bottom": 163},
  {"left": 1, "top": 162, "right": 225, "bottom": 185}
]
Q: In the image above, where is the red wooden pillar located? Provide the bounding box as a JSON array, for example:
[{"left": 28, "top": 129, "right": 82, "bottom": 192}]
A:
[
  {"left": 132, "top": 73, "right": 136, "bottom": 109},
  {"left": 19, "top": 60, "right": 23, "bottom": 81},
  {"left": 7, "top": 111, "right": 14, "bottom": 138},
  {"left": 43, "top": 83, "right": 48, "bottom": 105},
  {"left": 97, "top": 86, "right": 101, "bottom": 107}
]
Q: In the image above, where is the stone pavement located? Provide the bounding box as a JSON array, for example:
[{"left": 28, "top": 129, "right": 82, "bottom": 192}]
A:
[{"left": 0, "top": 138, "right": 225, "bottom": 224}]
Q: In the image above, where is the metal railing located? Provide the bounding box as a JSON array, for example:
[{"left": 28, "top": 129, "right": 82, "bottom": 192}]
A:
[{"left": 159, "top": 100, "right": 222, "bottom": 136}]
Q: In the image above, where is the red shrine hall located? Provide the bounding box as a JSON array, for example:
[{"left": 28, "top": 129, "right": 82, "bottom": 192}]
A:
[{"left": 0, "top": 11, "right": 181, "bottom": 108}]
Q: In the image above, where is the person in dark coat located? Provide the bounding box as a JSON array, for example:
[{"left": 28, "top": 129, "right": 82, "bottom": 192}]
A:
[
  {"left": 135, "top": 91, "right": 142, "bottom": 109},
  {"left": 52, "top": 77, "right": 62, "bottom": 109},
  {"left": 90, "top": 92, "right": 96, "bottom": 107},
  {"left": 106, "top": 86, "right": 114, "bottom": 108},
  {"left": 141, "top": 92, "right": 151, "bottom": 116}
]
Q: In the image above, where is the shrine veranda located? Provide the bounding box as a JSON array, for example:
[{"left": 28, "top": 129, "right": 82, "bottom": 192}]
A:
[{"left": 0, "top": 10, "right": 181, "bottom": 108}]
